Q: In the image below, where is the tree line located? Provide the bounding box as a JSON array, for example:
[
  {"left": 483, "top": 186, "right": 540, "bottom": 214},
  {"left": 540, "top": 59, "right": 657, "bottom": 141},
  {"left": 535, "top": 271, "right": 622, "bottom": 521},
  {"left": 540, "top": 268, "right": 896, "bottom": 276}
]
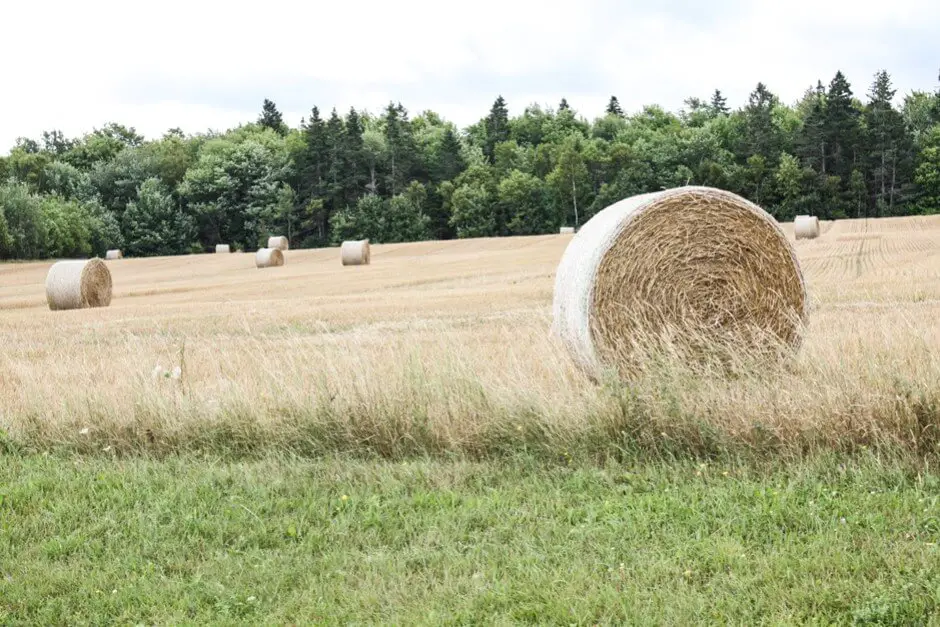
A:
[{"left": 1, "top": 69, "right": 939, "bottom": 260}]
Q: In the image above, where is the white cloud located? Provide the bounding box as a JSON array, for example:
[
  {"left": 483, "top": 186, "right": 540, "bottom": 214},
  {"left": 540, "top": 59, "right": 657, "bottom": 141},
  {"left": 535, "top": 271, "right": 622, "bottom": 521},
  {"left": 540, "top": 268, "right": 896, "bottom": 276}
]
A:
[{"left": 1, "top": 0, "right": 938, "bottom": 151}]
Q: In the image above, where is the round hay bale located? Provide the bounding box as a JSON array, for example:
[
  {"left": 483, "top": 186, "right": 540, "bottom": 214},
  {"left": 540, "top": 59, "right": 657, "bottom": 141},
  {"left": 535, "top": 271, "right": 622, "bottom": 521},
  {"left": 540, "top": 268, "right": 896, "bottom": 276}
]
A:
[
  {"left": 559, "top": 227, "right": 575, "bottom": 234},
  {"left": 215, "top": 244, "right": 231, "bottom": 254},
  {"left": 105, "top": 249, "right": 123, "bottom": 260},
  {"left": 552, "top": 186, "right": 808, "bottom": 376},
  {"left": 45, "top": 258, "right": 113, "bottom": 311},
  {"left": 255, "top": 247, "right": 284, "bottom": 268},
  {"left": 794, "top": 215, "right": 820, "bottom": 240},
  {"left": 267, "top": 236, "right": 289, "bottom": 251},
  {"left": 341, "top": 239, "right": 371, "bottom": 266}
]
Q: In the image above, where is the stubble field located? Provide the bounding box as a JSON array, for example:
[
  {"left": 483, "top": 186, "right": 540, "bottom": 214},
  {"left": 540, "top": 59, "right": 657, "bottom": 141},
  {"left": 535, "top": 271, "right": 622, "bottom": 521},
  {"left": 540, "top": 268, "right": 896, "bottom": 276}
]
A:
[
  {"left": 3, "top": 215, "right": 940, "bottom": 623},
  {"left": 1, "top": 214, "right": 939, "bottom": 459}
]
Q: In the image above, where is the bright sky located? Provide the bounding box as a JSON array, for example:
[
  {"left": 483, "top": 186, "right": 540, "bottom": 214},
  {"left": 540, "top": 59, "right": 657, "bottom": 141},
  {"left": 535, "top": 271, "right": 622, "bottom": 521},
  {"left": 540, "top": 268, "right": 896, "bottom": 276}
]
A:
[{"left": 1, "top": 0, "right": 938, "bottom": 152}]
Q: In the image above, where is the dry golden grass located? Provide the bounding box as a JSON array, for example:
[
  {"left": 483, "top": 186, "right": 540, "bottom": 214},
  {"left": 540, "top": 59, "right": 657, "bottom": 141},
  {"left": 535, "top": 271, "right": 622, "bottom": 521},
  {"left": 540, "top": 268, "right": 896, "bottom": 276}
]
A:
[{"left": 1, "top": 214, "right": 939, "bottom": 459}]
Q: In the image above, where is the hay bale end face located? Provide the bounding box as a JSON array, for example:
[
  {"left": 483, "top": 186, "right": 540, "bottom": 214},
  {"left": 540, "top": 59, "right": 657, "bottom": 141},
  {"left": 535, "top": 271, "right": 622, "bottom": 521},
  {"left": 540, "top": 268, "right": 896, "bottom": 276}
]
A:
[
  {"left": 255, "top": 247, "right": 285, "bottom": 268},
  {"left": 215, "top": 244, "right": 231, "bottom": 254},
  {"left": 45, "top": 258, "right": 113, "bottom": 311},
  {"left": 794, "top": 215, "right": 820, "bottom": 240},
  {"left": 267, "top": 236, "right": 289, "bottom": 251},
  {"left": 560, "top": 226, "right": 575, "bottom": 234},
  {"left": 341, "top": 239, "right": 371, "bottom": 266},
  {"left": 552, "top": 186, "right": 808, "bottom": 376},
  {"left": 105, "top": 249, "right": 123, "bottom": 260}
]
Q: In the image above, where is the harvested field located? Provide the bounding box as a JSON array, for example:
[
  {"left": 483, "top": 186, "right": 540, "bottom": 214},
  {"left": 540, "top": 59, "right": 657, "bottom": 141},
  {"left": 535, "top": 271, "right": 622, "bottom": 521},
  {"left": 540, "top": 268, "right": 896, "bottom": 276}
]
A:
[{"left": 1, "top": 214, "right": 939, "bottom": 458}]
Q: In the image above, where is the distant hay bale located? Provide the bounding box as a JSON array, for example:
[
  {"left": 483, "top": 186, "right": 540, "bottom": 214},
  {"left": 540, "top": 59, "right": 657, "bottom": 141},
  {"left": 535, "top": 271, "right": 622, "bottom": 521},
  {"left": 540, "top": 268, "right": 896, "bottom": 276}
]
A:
[
  {"left": 794, "top": 215, "right": 820, "bottom": 240},
  {"left": 105, "top": 249, "right": 123, "bottom": 260},
  {"left": 341, "top": 239, "right": 371, "bottom": 266},
  {"left": 255, "top": 247, "right": 284, "bottom": 268},
  {"left": 215, "top": 244, "right": 231, "bottom": 254},
  {"left": 45, "top": 258, "right": 113, "bottom": 311},
  {"left": 552, "top": 186, "right": 808, "bottom": 377},
  {"left": 267, "top": 236, "right": 289, "bottom": 251},
  {"left": 559, "top": 227, "right": 575, "bottom": 234}
]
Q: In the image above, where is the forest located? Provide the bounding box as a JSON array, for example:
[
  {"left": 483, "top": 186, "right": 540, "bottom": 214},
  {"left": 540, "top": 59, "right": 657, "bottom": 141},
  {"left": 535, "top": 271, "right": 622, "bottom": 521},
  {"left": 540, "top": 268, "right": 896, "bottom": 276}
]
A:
[{"left": 1, "top": 69, "right": 939, "bottom": 259}]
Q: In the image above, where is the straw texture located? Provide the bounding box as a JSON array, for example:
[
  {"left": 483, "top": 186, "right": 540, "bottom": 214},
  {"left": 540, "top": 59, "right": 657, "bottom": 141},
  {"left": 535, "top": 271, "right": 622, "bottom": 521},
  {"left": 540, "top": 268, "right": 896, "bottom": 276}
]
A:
[
  {"left": 794, "top": 215, "right": 820, "bottom": 240},
  {"left": 267, "top": 236, "right": 289, "bottom": 251},
  {"left": 341, "top": 239, "right": 371, "bottom": 266},
  {"left": 105, "top": 249, "right": 123, "bottom": 260},
  {"left": 552, "top": 186, "right": 808, "bottom": 376},
  {"left": 255, "top": 247, "right": 284, "bottom": 268},
  {"left": 215, "top": 244, "right": 231, "bottom": 254},
  {"left": 45, "top": 258, "right": 113, "bottom": 311},
  {"left": 559, "top": 227, "right": 575, "bottom": 234}
]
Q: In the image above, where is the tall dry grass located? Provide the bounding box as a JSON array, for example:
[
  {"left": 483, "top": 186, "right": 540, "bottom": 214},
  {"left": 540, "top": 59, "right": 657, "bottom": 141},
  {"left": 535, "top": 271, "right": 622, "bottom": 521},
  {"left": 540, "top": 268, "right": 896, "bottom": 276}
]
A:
[{"left": 0, "top": 216, "right": 938, "bottom": 460}]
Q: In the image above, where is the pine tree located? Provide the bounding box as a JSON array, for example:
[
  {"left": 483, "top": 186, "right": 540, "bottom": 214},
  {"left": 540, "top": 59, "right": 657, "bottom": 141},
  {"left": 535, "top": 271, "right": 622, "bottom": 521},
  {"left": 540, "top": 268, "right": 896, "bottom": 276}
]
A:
[
  {"left": 797, "top": 81, "right": 827, "bottom": 173},
  {"left": 325, "top": 109, "right": 345, "bottom": 210},
  {"left": 484, "top": 96, "right": 510, "bottom": 164},
  {"left": 710, "top": 89, "right": 729, "bottom": 115},
  {"left": 605, "top": 96, "right": 623, "bottom": 117},
  {"left": 823, "top": 71, "right": 862, "bottom": 183},
  {"left": 297, "top": 106, "right": 328, "bottom": 239},
  {"left": 258, "top": 99, "right": 286, "bottom": 135},
  {"left": 384, "top": 102, "right": 417, "bottom": 196},
  {"left": 742, "top": 82, "right": 781, "bottom": 162},
  {"left": 865, "top": 70, "right": 911, "bottom": 215},
  {"left": 342, "top": 108, "right": 366, "bottom": 206},
  {"left": 433, "top": 127, "right": 465, "bottom": 183}
]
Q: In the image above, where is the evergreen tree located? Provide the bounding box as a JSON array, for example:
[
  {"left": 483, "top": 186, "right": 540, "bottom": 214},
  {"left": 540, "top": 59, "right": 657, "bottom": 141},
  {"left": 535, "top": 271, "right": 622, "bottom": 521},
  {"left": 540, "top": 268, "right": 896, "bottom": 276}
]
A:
[
  {"left": 823, "top": 71, "right": 862, "bottom": 184},
  {"left": 605, "top": 96, "right": 623, "bottom": 117},
  {"left": 297, "top": 106, "right": 328, "bottom": 234},
  {"left": 325, "top": 108, "right": 345, "bottom": 209},
  {"left": 342, "top": 108, "right": 366, "bottom": 206},
  {"left": 742, "top": 82, "right": 781, "bottom": 162},
  {"left": 797, "top": 82, "right": 827, "bottom": 173},
  {"left": 433, "top": 127, "right": 465, "bottom": 183},
  {"left": 384, "top": 102, "right": 417, "bottom": 196},
  {"left": 710, "top": 89, "right": 729, "bottom": 115},
  {"left": 865, "top": 70, "right": 912, "bottom": 215},
  {"left": 484, "top": 96, "right": 510, "bottom": 163},
  {"left": 258, "top": 99, "right": 286, "bottom": 135}
]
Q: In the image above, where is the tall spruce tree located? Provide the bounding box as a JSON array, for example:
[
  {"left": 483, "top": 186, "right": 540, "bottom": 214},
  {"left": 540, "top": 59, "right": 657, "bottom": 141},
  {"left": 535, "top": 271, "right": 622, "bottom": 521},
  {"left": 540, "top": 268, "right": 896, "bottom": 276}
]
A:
[
  {"left": 384, "top": 102, "right": 417, "bottom": 196},
  {"left": 258, "top": 99, "right": 286, "bottom": 135},
  {"left": 742, "top": 82, "right": 781, "bottom": 162},
  {"left": 797, "top": 82, "right": 828, "bottom": 174},
  {"left": 710, "top": 89, "right": 729, "bottom": 115},
  {"left": 865, "top": 70, "right": 911, "bottom": 215},
  {"left": 484, "top": 96, "right": 510, "bottom": 163},
  {"left": 606, "top": 96, "right": 624, "bottom": 117},
  {"left": 297, "top": 106, "right": 328, "bottom": 236},
  {"left": 342, "top": 108, "right": 366, "bottom": 206},
  {"left": 823, "top": 71, "right": 862, "bottom": 185}
]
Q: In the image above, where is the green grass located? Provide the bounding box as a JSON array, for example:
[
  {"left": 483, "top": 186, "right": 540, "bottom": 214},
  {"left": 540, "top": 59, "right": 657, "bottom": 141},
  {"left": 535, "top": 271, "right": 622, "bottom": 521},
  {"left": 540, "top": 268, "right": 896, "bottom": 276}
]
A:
[{"left": 2, "top": 452, "right": 940, "bottom": 624}]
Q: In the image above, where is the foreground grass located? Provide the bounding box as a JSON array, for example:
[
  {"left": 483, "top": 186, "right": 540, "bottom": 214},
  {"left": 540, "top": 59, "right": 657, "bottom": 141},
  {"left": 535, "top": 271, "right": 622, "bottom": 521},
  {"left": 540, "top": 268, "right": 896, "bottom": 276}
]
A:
[{"left": 2, "top": 453, "right": 939, "bottom": 624}]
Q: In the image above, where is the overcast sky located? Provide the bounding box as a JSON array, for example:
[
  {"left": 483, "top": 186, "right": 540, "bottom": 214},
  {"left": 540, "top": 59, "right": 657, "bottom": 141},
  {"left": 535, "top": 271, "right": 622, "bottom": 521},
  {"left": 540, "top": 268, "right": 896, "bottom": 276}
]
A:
[{"left": 1, "top": 0, "right": 938, "bottom": 152}]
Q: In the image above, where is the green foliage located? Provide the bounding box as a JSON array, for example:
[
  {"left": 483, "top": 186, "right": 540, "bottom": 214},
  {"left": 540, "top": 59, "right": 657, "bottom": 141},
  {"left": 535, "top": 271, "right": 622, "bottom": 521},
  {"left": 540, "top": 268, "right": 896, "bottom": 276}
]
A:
[
  {"left": 123, "top": 178, "right": 194, "bottom": 256},
  {"left": 1, "top": 68, "right": 939, "bottom": 259},
  {"left": 500, "top": 170, "right": 550, "bottom": 234}
]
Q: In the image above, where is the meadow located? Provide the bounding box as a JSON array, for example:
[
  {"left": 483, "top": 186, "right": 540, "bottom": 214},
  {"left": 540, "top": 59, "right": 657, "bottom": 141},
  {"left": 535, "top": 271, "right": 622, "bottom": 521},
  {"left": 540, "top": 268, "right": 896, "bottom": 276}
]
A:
[{"left": 2, "top": 215, "right": 940, "bottom": 623}]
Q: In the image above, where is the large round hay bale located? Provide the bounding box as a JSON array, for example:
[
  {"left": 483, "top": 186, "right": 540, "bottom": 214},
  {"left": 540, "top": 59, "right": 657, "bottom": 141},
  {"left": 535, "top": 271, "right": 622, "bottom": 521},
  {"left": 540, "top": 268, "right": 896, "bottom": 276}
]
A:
[
  {"left": 255, "top": 247, "right": 284, "bottom": 268},
  {"left": 267, "top": 236, "right": 289, "bottom": 251},
  {"left": 559, "top": 227, "right": 575, "bottom": 234},
  {"left": 552, "top": 186, "right": 808, "bottom": 376},
  {"left": 794, "top": 215, "right": 820, "bottom": 240},
  {"left": 45, "top": 258, "right": 113, "bottom": 311},
  {"left": 215, "top": 244, "right": 231, "bottom": 254},
  {"left": 105, "top": 249, "right": 123, "bottom": 260},
  {"left": 341, "top": 239, "right": 371, "bottom": 266}
]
